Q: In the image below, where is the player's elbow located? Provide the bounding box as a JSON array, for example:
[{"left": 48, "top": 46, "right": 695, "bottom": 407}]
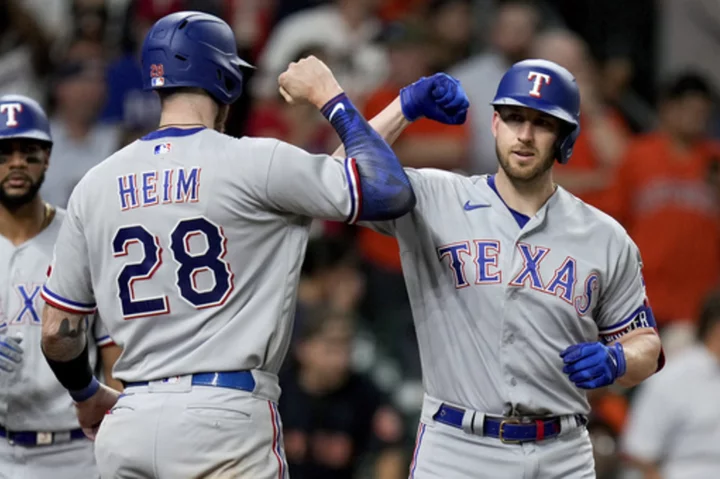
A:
[
  {"left": 395, "top": 185, "right": 417, "bottom": 216},
  {"left": 369, "top": 185, "right": 416, "bottom": 221}
]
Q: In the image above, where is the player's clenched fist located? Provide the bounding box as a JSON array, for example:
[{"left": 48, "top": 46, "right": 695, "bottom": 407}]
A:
[
  {"left": 400, "top": 73, "right": 469, "bottom": 125},
  {"left": 278, "top": 55, "right": 344, "bottom": 108},
  {"left": 560, "top": 341, "right": 627, "bottom": 389}
]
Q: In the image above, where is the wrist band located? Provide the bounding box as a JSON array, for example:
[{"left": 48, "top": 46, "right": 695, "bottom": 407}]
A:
[{"left": 70, "top": 376, "right": 100, "bottom": 402}]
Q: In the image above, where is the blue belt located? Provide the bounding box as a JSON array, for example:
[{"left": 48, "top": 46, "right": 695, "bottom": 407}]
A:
[
  {"left": 433, "top": 403, "right": 584, "bottom": 444},
  {"left": 0, "top": 425, "right": 86, "bottom": 446},
  {"left": 124, "top": 371, "right": 256, "bottom": 392}
]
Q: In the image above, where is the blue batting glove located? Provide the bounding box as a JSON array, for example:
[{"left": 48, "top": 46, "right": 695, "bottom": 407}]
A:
[
  {"left": 560, "top": 341, "right": 626, "bottom": 389},
  {"left": 0, "top": 334, "right": 23, "bottom": 373},
  {"left": 400, "top": 73, "right": 469, "bottom": 125}
]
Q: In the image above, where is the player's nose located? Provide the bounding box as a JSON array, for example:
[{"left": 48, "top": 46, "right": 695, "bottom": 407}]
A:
[
  {"left": 516, "top": 121, "right": 535, "bottom": 141},
  {"left": 4, "top": 150, "right": 30, "bottom": 168}
]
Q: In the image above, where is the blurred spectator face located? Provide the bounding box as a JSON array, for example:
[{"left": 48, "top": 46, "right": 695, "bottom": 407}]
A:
[
  {"left": 388, "top": 43, "right": 428, "bottom": 85},
  {"left": 338, "top": 0, "right": 380, "bottom": 15},
  {"left": 666, "top": 93, "right": 713, "bottom": 141},
  {"left": 490, "top": 2, "right": 540, "bottom": 62},
  {"left": 65, "top": 38, "right": 105, "bottom": 63},
  {"left": 532, "top": 30, "right": 595, "bottom": 87},
  {"left": 431, "top": 0, "right": 472, "bottom": 48},
  {"left": 297, "top": 315, "right": 354, "bottom": 386},
  {"left": 73, "top": 0, "right": 109, "bottom": 43},
  {"left": 0, "top": 140, "right": 49, "bottom": 209},
  {"left": 380, "top": 22, "right": 431, "bottom": 85},
  {"left": 54, "top": 61, "right": 107, "bottom": 125},
  {"left": 492, "top": 106, "right": 560, "bottom": 182}
]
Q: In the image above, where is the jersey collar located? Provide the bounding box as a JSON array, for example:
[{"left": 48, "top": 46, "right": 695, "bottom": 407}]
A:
[{"left": 140, "top": 127, "right": 206, "bottom": 141}]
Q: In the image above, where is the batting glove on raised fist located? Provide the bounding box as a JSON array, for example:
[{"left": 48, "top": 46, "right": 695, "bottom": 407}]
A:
[
  {"left": 400, "top": 73, "right": 469, "bottom": 125},
  {"left": 560, "top": 341, "right": 626, "bottom": 389},
  {"left": 0, "top": 333, "right": 23, "bottom": 373}
]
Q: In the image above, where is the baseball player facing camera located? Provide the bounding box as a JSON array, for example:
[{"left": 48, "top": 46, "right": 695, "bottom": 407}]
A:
[
  {"left": 38, "top": 10, "right": 469, "bottom": 479},
  {"left": 335, "top": 59, "right": 665, "bottom": 478},
  {"left": 0, "top": 95, "right": 122, "bottom": 479}
]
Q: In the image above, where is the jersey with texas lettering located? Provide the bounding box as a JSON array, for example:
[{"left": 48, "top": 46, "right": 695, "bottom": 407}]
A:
[
  {"left": 0, "top": 209, "right": 112, "bottom": 431},
  {"left": 43, "top": 127, "right": 361, "bottom": 383},
  {"left": 364, "top": 169, "right": 659, "bottom": 416}
]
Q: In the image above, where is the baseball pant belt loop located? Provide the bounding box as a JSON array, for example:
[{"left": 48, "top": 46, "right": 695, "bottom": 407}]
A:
[
  {"left": 0, "top": 424, "right": 86, "bottom": 446},
  {"left": 123, "top": 370, "right": 257, "bottom": 392},
  {"left": 432, "top": 403, "right": 587, "bottom": 444}
]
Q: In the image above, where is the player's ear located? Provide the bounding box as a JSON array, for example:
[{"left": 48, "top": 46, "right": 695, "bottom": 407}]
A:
[
  {"left": 43, "top": 147, "right": 51, "bottom": 170},
  {"left": 491, "top": 110, "right": 501, "bottom": 139}
]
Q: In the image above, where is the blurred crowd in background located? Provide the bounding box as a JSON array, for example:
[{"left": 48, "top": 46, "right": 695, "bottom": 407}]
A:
[{"left": 3, "top": 0, "right": 720, "bottom": 477}]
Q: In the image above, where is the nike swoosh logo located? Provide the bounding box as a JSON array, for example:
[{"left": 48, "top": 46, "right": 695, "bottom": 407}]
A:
[
  {"left": 463, "top": 201, "right": 491, "bottom": 211},
  {"left": 329, "top": 102, "right": 346, "bottom": 122}
]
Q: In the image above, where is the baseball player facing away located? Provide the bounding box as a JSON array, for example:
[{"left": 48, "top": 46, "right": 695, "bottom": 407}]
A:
[
  {"left": 335, "top": 59, "right": 665, "bottom": 478},
  {"left": 0, "top": 95, "right": 123, "bottom": 479},
  {"left": 37, "top": 11, "right": 469, "bottom": 479}
]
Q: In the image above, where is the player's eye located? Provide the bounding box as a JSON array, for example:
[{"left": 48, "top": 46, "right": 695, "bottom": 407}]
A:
[
  {"left": 504, "top": 113, "right": 524, "bottom": 123},
  {"left": 534, "top": 118, "right": 558, "bottom": 131}
]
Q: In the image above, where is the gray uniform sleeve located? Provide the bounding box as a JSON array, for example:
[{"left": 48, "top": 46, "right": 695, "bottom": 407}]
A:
[
  {"left": 92, "top": 314, "right": 114, "bottom": 347},
  {"left": 595, "top": 235, "right": 657, "bottom": 343},
  {"left": 621, "top": 376, "right": 674, "bottom": 462},
  {"left": 41, "top": 183, "right": 96, "bottom": 315},
  {"left": 263, "top": 140, "right": 357, "bottom": 222}
]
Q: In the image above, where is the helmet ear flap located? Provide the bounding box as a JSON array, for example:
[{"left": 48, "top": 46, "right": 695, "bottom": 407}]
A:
[{"left": 555, "top": 122, "right": 580, "bottom": 164}]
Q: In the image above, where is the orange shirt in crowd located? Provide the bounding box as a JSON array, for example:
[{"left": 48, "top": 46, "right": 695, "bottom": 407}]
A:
[
  {"left": 357, "top": 86, "right": 469, "bottom": 272},
  {"left": 378, "top": 0, "right": 430, "bottom": 22},
  {"left": 555, "top": 110, "right": 630, "bottom": 214},
  {"left": 605, "top": 131, "right": 720, "bottom": 326}
]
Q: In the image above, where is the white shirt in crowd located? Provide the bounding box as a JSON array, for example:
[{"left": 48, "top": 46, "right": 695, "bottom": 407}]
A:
[{"left": 621, "top": 345, "right": 720, "bottom": 479}]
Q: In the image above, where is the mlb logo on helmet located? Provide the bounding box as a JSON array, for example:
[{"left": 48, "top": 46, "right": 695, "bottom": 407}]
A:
[
  {"left": 150, "top": 63, "right": 165, "bottom": 87},
  {"left": 154, "top": 143, "right": 171, "bottom": 155}
]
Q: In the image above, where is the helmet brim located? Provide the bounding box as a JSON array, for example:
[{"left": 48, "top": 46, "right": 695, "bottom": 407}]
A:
[{"left": 491, "top": 96, "right": 578, "bottom": 129}]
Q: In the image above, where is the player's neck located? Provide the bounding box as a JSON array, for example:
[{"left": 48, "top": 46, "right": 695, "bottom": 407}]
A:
[
  {"left": 158, "top": 94, "right": 218, "bottom": 130},
  {"left": 0, "top": 197, "right": 49, "bottom": 246},
  {"left": 494, "top": 169, "right": 557, "bottom": 217}
]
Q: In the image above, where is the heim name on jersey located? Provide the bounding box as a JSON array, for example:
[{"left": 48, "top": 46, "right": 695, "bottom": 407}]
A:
[{"left": 117, "top": 167, "right": 201, "bottom": 210}]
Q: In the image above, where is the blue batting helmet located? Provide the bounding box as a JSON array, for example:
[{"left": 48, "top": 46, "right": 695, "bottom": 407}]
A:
[
  {"left": 141, "top": 11, "right": 254, "bottom": 105},
  {"left": 491, "top": 59, "right": 581, "bottom": 164},
  {"left": 0, "top": 95, "right": 52, "bottom": 146}
]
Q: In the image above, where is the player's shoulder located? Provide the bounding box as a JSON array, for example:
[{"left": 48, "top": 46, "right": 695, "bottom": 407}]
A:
[
  {"left": 555, "top": 187, "right": 633, "bottom": 246},
  {"left": 72, "top": 140, "right": 137, "bottom": 190},
  {"left": 404, "top": 167, "right": 477, "bottom": 188},
  {"left": 404, "top": 169, "right": 493, "bottom": 211}
]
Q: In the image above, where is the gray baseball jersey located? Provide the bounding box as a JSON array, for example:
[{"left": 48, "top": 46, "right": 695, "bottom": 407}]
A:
[
  {"left": 365, "top": 169, "right": 656, "bottom": 417},
  {"left": 42, "top": 127, "right": 360, "bottom": 384},
  {"left": 0, "top": 209, "right": 113, "bottom": 431}
]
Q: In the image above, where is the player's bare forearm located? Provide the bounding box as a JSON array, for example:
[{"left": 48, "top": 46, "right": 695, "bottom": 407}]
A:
[
  {"left": 394, "top": 137, "right": 467, "bottom": 169},
  {"left": 332, "top": 97, "right": 410, "bottom": 158},
  {"left": 374, "top": 448, "right": 406, "bottom": 479},
  {"left": 615, "top": 330, "right": 662, "bottom": 388},
  {"left": 41, "top": 305, "right": 88, "bottom": 361},
  {"left": 100, "top": 344, "right": 125, "bottom": 392}
]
